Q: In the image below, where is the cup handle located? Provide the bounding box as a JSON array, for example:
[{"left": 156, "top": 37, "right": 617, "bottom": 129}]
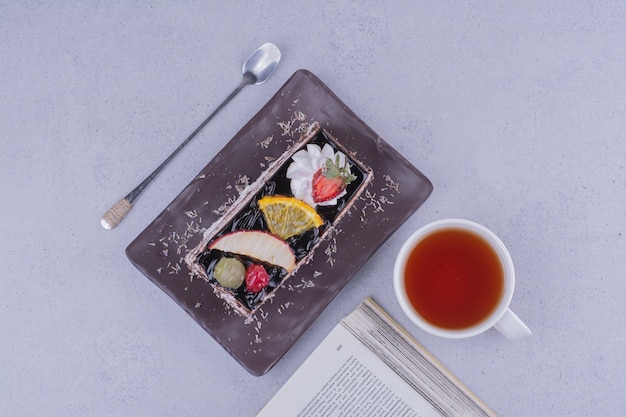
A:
[{"left": 494, "top": 308, "right": 532, "bottom": 340}]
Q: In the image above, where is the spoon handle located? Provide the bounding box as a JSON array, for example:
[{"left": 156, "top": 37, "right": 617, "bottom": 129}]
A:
[{"left": 101, "top": 74, "right": 253, "bottom": 230}]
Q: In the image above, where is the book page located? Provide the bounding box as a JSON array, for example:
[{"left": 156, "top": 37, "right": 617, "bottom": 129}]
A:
[
  {"left": 343, "top": 299, "right": 496, "bottom": 417},
  {"left": 257, "top": 324, "right": 442, "bottom": 417}
]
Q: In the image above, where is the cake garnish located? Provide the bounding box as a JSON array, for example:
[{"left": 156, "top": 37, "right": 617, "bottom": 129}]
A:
[
  {"left": 245, "top": 264, "right": 270, "bottom": 293},
  {"left": 258, "top": 195, "right": 323, "bottom": 240},
  {"left": 311, "top": 155, "right": 357, "bottom": 204},
  {"left": 286, "top": 144, "right": 355, "bottom": 207},
  {"left": 213, "top": 257, "right": 246, "bottom": 289},
  {"left": 208, "top": 230, "right": 296, "bottom": 272}
]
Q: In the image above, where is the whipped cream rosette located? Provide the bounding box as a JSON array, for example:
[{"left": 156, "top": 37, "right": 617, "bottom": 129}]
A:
[{"left": 286, "top": 144, "right": 355, "bottom": 207}]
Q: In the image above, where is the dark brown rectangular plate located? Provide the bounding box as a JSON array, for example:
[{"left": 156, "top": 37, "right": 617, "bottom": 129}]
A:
[{"left": 125, "top": 69, "right": 433, "bottom": 376}]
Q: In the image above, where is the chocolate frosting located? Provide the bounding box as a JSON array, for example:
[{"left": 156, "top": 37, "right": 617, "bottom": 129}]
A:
[{"left": 126, "top": 70, "right": 433, "bottom": 376}]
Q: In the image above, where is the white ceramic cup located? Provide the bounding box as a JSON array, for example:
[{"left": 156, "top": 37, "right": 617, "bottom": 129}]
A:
[{"left": 394, "top": 219, "right": 531, "bottom": 339}]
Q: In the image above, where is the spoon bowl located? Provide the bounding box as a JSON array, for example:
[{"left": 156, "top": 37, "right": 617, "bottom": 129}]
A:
[
  {"left": 244, "top": 43, "right": 281, "bottom": 85},
  {"left": 101, "top": 43, "right": 281, "bottom": 229}
]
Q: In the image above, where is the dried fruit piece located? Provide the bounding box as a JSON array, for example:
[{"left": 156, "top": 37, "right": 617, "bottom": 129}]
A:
[
  {"left": 258, "top": 195, "right": 323, "bottom": 240},
  {"left": 213, "top": 257, "right": 245, "bottom": 289},
  {"left": 208, "top": 230, "right": 296, "bottom": 272},
  {"left": 245, "top": 264, "right": 270, "bottom": 293}
]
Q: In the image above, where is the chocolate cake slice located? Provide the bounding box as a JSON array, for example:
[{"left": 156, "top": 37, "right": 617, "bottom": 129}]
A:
[{"left": 185, "top": 123, "right": 372, "bottom": 316}]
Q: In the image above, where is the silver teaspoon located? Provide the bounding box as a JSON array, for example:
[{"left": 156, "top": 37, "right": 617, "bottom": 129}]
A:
[{"left": 101, "top": 43, "right": 281, "bottom": 229}]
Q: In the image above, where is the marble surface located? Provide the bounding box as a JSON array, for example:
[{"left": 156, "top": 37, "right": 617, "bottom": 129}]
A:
[{"left": 1, "top": 2, "right": 625, "bottom": 416}]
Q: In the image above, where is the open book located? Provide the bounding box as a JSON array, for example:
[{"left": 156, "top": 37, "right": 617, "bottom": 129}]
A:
[{"left": 257, "top": 298, "right": 497, "bottom": 417}]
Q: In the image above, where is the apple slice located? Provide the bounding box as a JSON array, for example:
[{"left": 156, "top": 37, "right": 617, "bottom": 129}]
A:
[{"left": 208, "top": 230, "right": 296, "bottom": 272}]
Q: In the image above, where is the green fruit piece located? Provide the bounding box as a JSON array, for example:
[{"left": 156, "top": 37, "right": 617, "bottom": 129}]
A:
[{"left": 213, "top": 257, "right": 245, "bottom": 289}]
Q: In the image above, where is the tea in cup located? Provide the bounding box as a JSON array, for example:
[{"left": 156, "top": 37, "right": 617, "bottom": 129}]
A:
[{"left": 394, "top": 219, "right": 531, "bottom": 339}]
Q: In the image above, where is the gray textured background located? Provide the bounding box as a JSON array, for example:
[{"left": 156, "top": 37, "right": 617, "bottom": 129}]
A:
[{"left": 1, "top": 1, "right": 625, "bottom": 416}]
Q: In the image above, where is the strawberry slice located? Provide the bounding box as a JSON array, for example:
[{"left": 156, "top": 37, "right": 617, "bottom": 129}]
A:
[
  {"left": 311, "top": 155, "right": 356, "bottom": 204},
  {"left": 246, "top": 264, "right": 270, "bottom": 293}
]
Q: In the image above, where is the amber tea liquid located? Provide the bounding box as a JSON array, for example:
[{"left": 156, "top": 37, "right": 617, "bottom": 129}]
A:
[{"left": 404, "top": 228, "right": 504, "bottom": 330}]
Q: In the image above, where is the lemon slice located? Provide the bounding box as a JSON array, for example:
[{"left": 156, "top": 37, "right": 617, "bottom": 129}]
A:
[{"left": 258, "top": 196, "right": 323, "bottom": 240}]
